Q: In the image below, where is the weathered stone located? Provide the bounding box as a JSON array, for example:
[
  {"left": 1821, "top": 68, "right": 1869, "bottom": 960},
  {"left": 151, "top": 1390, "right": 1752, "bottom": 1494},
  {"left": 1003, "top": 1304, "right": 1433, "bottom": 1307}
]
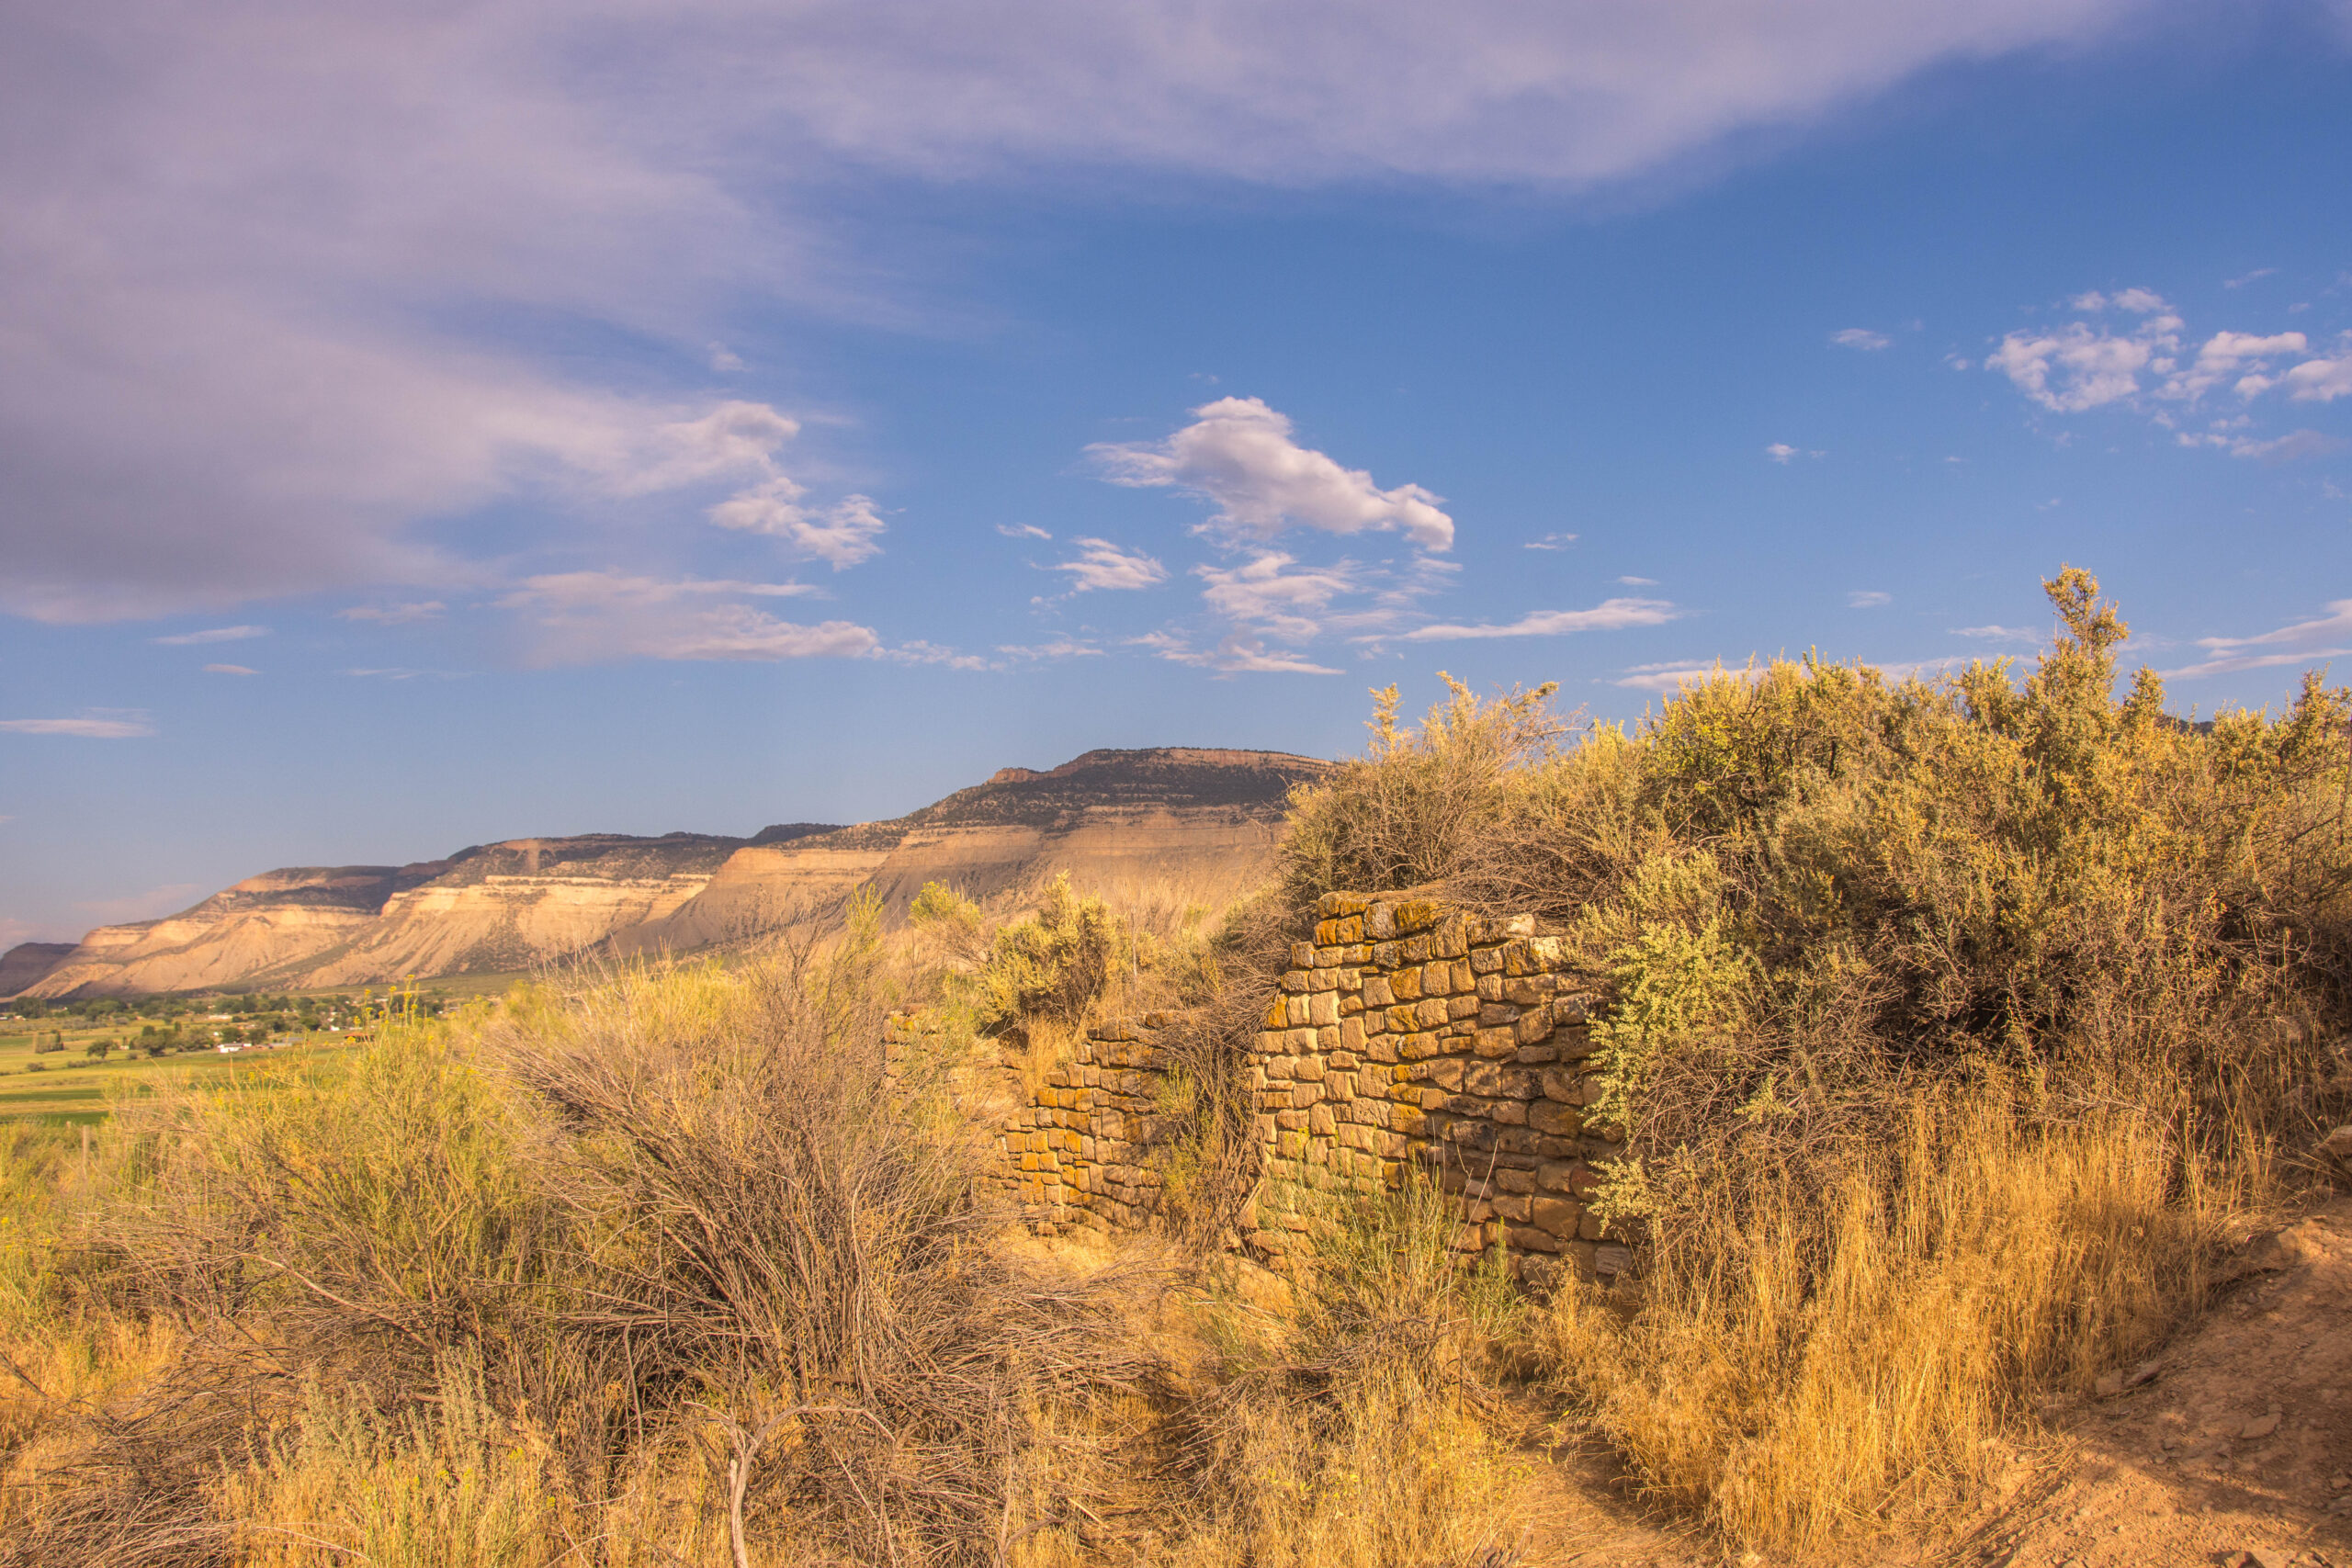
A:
[
  {"left": 1514, "top": 1006, "right": 1553, "bottom": 1044},
  {"left": 1499, "top": 1068, "right": 1541, "bottom": 1100},
  {"left": 1447, "top": 995, "right": 1480, "bottom": 1021},
  {"left": 1308, "top": 991, "right": 1340, "bottom": 1027},
  {"left": 1401, "top": 934, "right": 1432, "bottom": 964},
  {"left": 1295, "top": 1054, "right": 1328, "bottom": 1082},
  {"left": 1475, "top": 1027, "right": 1517, "bottom": 1058},
  {"left": 1478, "top": 1001, "right": 1521, "bottom": 1027},
  {"left": 1365, "top": 902, "right": 1396, "bottom": 940},
  {"left": 1362, "top": 975, "right": 1395, "bottom": 1008},
  {"left": 1540, "top": 1067, "right": 1579, "bottom": 1102},
  {"left": 1372, "top": 940, "right": 1400, "bottom": 967},
  {"left": 1495, "top": 1167, "right": 1536, "bottom": 1194},
  {"left": 1308, "top": 1103, "right": 1337, "bottom": 1136},
  {"left": 1528, "top": 1100, "right": 1580, "bottom": 1137},
  {"left": 1509, "top": 1225, "right": 1562, "bottom": 1254},
  {"left": 1280, "top": 969, "right": 1308, "bottom": 993},
  {"left": 1530, "top": 1196, "right": 1579, "bottom": 1235},
  {"left": 1339, "top": 1015, "right": 1366, "bottom": 1052},
  {"left": 1490, "top": 1100, "right": 1528, "bottom": 1126},
  {"left": 1415, "top": 998, "right": 1450, "bottom": 1029},
  {"left": 1309, "top": 967, "right": 1340, "bottom": 993}
]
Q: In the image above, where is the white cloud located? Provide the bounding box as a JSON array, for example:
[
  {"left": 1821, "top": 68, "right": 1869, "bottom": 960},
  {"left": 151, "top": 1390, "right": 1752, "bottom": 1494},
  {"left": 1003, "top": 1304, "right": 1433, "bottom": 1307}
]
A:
[
  {"left": 1984, "top": 311, "right": 2178, "bottom": 412},
  {"left": 0, "top": 713, "right": 155, "bottom": 738},
  {"left": 2161, "top": 330, "right": 2308, "bottom": 402},
  {"left": 1618, "top": 575, "right": 1660, "bottom": 586},
  {"left": 1766, "top": 443, "right": 1799, "bottom": 463},
  {"left": 1831, "top": 328, "right": 1891, "bottom": 350},
  {"left": 204, "top": 663, "right": 260, "bottom": 675},
  {"left": 1849, "top": 591, "right": 1892, "bottom": 608},
  {"left": 1951, "top": 624, "right": 2039, "bottom": 642},
  {"left": 344, "top": 667, "right": 467, "bottom": 680},
  {"left": 2280, "top": 353, "right": 2352, "bottom": 402},
  {"left": 1194, "top": 554, "right": 1364, "bottom": 642},
  {"left": 998, "top": 523, "right": 1053, "bottom": 540},
  {"left": 152, "top": 625, "right": 267, "bottom": 646},
  {"left": 1989, "top": 299, "right": 2352, "bottom": 457},
  {"left": 708, "top": 343, "right": 746, "bottom": 372},
  {"left": 1135, "top": 629, "right": 1342, "bottom": 675},
  {"left": 2223, "top": 268, "right": 2277, "bottom": 290},
  {"left": 498, "top": 570, "right": 875, "bottom": 664},
  {"left": 708, "top": 486, "right": 888, "bottom": 570},
  {"left": 1052, "top": 538, "right": 1168, "bottom": 592},
  {"left": 1523, "top": 532, "right": 1578, "bottom": 551},
  {"left": 2165, "top": 599, "right": 2352, "bottom": 679},
  {"left": 1091, "top": 397, "right": 1453, "bottom": 550},
  {"left": 1405, "top": 596, "right": 1676, "bottom": 641},
  {"left": 340, "top": 602, "right": 447, "bottom": 624}
]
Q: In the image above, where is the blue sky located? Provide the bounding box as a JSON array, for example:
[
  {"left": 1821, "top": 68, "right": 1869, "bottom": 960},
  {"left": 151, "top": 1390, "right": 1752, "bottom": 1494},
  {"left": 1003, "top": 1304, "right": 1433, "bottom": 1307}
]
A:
[{"left": 5, "top": 0, "right": 2351, "bottom": 943}]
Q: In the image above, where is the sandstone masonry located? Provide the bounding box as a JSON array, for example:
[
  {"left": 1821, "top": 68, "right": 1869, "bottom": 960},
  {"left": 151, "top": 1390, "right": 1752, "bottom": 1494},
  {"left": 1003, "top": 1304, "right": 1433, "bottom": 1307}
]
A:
[{"left": 886, "top": 890, "right": 1630, "bottom": 1285}]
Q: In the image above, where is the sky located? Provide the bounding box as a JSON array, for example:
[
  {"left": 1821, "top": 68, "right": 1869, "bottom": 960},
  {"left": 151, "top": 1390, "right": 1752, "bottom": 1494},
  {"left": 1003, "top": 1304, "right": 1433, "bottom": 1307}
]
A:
[{"left": 5, "top": 0, "right": 2352, "bottom": 944}]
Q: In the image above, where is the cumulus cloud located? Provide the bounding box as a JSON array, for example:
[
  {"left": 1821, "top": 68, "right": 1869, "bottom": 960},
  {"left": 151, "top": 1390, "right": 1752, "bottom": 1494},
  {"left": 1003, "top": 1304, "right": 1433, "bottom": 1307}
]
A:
[
  {"left": 1832, "top": 328, "right": 1891, "bottom": 350},
  {"left": 1766, "top": 443, "right": 1799, "bottom": 463},
  {"left": 1091, "top": 398, "right": 1453, "bottom": 551},
  {"left": 1404, "top": 596, "right": 1676, "bottom": 641},
  {"left": 152, "top": 625, "right": 267, "bottom": 646},
  {"left": 204, "top": 663, "right": 260, "bottom": 675},
  {"left": 0, "top": 713, "right": 155, "bottom": 738},
  {"left": 498, "top": 571, "right": 875, "bottom": 665},
  {"left": 339, "top": 602, "right": 447, "bottom": 624},
  {"left": 1052, "top": 538, "right": 1168, "bottom": 592},
  {"left": 2165, "top": 599, "right": 2352, "bottom": 679}
]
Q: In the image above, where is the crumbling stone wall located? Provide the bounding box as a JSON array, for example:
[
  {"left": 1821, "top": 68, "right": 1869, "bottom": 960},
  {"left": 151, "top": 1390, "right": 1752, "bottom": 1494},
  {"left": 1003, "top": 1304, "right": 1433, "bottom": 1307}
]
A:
[
  {"left": 888, "top": 890, "right": 1629, "bottom": 1283},
  {"left": 1247, "top": 892, "right": 1622, "bottom": 1284}
]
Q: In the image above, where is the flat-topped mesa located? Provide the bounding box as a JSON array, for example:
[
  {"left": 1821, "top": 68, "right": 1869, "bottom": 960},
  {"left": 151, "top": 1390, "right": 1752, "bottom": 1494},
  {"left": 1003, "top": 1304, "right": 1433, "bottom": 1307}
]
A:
[{"left": 960, "top": 889, "right": 1628, "bottom": 1288}]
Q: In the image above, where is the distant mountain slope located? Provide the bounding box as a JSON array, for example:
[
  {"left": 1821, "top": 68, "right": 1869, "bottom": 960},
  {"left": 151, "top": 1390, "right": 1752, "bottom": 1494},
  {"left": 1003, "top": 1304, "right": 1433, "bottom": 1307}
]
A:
[
  {"left": 19, "top": 747, "right": 1329, "bottom": 997},
  {"left": 0, "top": 943, "right": 75, "bottom": 998},
  {"left": 21, "top": 834, "right": 755, "bottom": 998},
  {"left": 614, "top": 747, "right": 1330, "bottom": 955}
]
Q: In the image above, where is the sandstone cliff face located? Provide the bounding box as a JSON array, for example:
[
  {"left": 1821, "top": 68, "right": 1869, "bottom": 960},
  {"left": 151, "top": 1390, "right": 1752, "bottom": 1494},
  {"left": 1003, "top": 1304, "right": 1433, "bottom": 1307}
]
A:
[
  {"left": 613, "top": 748, "right": 1329, "bottom": 955},
  {"left": 25, "top": 749, "right": 1329, "bottom": 996},
  {"left": 23, "top": 836, "right": 747, "bottom": 998}
]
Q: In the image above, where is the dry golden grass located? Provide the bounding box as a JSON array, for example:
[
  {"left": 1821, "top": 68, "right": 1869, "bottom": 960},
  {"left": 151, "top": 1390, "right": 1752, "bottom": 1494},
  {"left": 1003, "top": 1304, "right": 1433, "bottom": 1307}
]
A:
[{"left": 1539, "top": 1089, "right": 2245, "bottom": 1551}]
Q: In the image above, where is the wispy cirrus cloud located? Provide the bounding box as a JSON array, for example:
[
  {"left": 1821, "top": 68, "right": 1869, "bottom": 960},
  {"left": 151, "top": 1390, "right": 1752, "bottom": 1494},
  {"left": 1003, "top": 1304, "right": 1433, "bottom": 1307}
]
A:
[
  {"left": 1405, "top": 596, "right": 1677, "bottom": 641},
  {"left": 152, "top": 625, "right": 266, "bottom": 646},
  {"left": 1051, "top": 538, "right": 1168, "bottom": 592},
  {"left": 2164, "top": 599, "right": 2352, "bottom": 680},
  {"left": 1831, "top": 328, "right": 1890, "bottom": 350},
  {"left": 1849, "top": 591, "right": 1892, "bottom": 608},
  {"left": 339, "top": 602, "right": 447, "bottom": 625},
  {"left": 497, "top": 571, "right": 875, "bottom": 665},
  {"left": 204, "top": 663, "right": 260, "bottom": 675},
  {"left": 1952, "top": 624, "right": 2040, "bottom": 642},
  {"left": 0, "top": 712, "right": 155, "bottom": 738}
]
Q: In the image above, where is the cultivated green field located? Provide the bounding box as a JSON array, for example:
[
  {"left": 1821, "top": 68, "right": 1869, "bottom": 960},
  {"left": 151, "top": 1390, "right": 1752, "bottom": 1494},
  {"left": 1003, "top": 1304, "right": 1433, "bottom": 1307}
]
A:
[{"left": 0, "top": 1027, "right": 367, "bottom": 1124}]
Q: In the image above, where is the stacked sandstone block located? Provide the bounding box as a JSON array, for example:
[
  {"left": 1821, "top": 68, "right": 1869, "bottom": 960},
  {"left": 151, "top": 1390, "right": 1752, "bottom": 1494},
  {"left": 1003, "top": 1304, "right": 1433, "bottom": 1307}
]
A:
[
  {"left": 996, "top": 1015, "right": 1176, "bottom": 1234},
  {"left": 1250, "top": 892, "right": 1623, "bottom": 1283}
]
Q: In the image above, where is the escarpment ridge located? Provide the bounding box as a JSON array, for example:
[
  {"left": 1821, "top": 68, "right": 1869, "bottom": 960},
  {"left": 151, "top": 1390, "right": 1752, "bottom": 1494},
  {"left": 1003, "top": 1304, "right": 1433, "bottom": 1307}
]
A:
[{"left": 10, "top": 747, "right": 1329, "bottom": 998}]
